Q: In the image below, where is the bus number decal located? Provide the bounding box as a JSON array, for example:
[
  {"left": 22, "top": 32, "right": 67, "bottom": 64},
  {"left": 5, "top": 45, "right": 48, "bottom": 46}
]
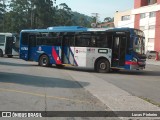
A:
[
  {"left": 87, "top": 48, "right": 95, "bottom": 53},
  {"left": 21, "top": 47, "right": 28, "bottom": 50},
  {"left": 98, "top": 49, "right": 108, "bottom": 54}
]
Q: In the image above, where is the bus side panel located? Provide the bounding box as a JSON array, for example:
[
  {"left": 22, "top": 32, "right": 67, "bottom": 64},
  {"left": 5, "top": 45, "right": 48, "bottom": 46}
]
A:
[
  {"left": 124, "top": 54, "right": 133, "bottom": 70},
  {"left": 35, "top": 46, "right": 60, "bottom": 64},
  {"left": 74, "top": 47, "right": 87, "bottom": 67},
  {"left": 86, "top": 48, "right": 112, "bottom": 69},
  {"left": 74, "top": 47, "right": 112, "bottom": 69},
  {"left": 51, "top": 46, "right": 62, "bottom": 64},
  {"left": 20, "top": 45, "right": 29, "bottom": 61},
  {"left": 62, "top": 46, "right": 72, "bottom": 64},
  {"left": 69, "top": 47, "right": 76, "bottom": 65}
]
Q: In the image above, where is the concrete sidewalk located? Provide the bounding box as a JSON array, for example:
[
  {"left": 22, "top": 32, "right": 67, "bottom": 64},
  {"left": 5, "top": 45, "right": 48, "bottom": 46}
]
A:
[
  {"left": 146, "top": 59, "right": 160, "bottom": 66},
  {"left": 67, "top": 70, "right": 160, "bottom": 119}
]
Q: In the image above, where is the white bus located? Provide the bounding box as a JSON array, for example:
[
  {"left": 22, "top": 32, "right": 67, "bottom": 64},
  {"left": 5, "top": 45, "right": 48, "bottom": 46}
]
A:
[{"left": 0, "top": 33, "right": 19, "bottom": 58}]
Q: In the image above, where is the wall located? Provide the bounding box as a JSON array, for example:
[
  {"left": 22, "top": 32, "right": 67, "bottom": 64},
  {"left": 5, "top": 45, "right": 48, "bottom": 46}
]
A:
[
  {"left": 155, "top": 11, "right": 160, "bottom": 51},
  {"left": 114, "top": 10, "right": 133, "bottom": 28},
  {"left": 134, "top": 0, "right": 148, "bottom": 9}
]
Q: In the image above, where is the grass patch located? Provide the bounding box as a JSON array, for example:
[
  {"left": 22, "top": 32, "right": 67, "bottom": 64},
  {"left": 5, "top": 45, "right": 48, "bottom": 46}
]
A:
[{"left": 139, "top": 96, "right": 160, "bottom": 107}]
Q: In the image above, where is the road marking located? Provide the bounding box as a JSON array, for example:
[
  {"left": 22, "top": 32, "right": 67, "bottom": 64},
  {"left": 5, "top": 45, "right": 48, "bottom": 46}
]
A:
[{"left": 0, "top": 88, "right": 91, "bottom": 104}]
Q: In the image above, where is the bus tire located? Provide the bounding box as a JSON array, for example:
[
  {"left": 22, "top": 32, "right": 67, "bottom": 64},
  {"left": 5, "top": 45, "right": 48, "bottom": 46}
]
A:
[
  {"left": 95, "top": 59, "right": 110, "bottom": 73},
  {"left": 39, "top": 55, "right": 50, "bottom": 67},
  {"left": 0, "top": 49, "right": 3, "bottom": 57}
]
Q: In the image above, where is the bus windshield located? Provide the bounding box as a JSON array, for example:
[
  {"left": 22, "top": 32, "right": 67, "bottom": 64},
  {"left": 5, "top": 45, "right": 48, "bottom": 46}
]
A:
[
  {"left": 133, "top": 36, "right": 145, "bottom": 55},
  {"left": 133, "top": 30, "right": 145, "bottom": 55}
]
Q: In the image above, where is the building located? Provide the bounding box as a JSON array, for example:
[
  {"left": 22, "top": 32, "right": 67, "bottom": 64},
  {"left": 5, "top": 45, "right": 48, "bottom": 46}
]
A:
[
  {"left": 114, "top": 0, "right": 160, "bottom": 52},
  {"left": 97, "top": 22, "right": 114, "bottom": 28}
]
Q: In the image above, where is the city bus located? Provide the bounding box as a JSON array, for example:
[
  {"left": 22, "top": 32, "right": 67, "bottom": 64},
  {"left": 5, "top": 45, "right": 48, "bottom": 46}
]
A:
[
  {"left": 0, "top": 33, "right": 19, "bottom": 58},
  {"left": 19, "top": 26, "right": 146, "bottom": 73}
]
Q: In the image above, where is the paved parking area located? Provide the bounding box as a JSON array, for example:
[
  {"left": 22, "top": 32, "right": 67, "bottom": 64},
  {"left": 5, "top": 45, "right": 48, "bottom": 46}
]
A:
[{"left": 0, "top": 57, "right": 160, "bottom": 120}]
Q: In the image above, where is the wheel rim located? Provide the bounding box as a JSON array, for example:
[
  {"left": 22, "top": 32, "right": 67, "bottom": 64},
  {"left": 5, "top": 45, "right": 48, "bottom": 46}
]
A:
[
  {"left": 99, "top": 63, "right": 106, "bottom": 70},
  {"left": 42, "top": 57, "right": 47, "bottom": 65}
]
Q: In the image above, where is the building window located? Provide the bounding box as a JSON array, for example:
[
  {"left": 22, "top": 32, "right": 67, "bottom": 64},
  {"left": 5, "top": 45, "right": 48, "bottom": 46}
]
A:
[
  {"left": 140, "top": 26, "right": 145, "bottom": 31},
  {"left": 121, "top": 15, "right": 130, "bottom": 21},
  {"left": 148, "top": 0, "right": 157, "bottom": 5},
  {"left": 140, "top": 13, "right": 146, "bottom": 19},
  {"left": 149, "top": 12, "right": 156, "bottom": 18},
  {"left": 148, "top": 38, "right": 154, "bottom": 43},
  {"left": 149, "top": 25, "right": 155, "bottom": 29}
]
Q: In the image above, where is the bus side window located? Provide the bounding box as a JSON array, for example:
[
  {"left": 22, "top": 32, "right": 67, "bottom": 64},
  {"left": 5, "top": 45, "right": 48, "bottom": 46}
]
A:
[
  {"left": 75, "top": 35, "right": 90, "bottom": 47},
  {"left": 90, "top": 36, "right": 96, "bottom": 47},
  {"left": 29, "top": 35, "right": 36, "bottom": 47},
  {"left": 107, "top": 35, "right": 113, "bottom": 48},
  {"left": 96, "top": 35, "right": 108, "bottom": 48},
  {"left": 21, "top": 33, "right": 29, "bottom": 45},
  {"left": 0, "top": 35, "right": 5, "bottom": 44},
  {"left": 63, "top": 36, "right": 75, "bottom": 46}
]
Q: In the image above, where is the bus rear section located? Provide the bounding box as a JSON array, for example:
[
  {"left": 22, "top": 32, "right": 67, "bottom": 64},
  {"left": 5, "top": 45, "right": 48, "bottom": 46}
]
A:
[{"left": 0, "top": 33, "right": 19, "bottom": 58}]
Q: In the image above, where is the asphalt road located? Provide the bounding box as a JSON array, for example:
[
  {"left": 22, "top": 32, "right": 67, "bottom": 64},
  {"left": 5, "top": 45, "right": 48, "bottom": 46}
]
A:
[
  {"left": 0, "top": 57, "right": 118, "bottom": 120},
  {"left": 93, "top": 64, "right": 160, "bottom": 106},
  {"left": 0, "top": 57, "right": 160, "bottom": 120}
]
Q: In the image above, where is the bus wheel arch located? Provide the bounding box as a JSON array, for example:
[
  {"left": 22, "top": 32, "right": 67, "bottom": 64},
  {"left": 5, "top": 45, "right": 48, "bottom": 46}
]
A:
[
  {"left": 94, "top": 57, "right": 110, "bottom": 73},
  {"left": 38, "top": 54, "right": 51, "bottom": 67},
  {"left": 0, "top": 49, "right": 3, "bottom": 57}
]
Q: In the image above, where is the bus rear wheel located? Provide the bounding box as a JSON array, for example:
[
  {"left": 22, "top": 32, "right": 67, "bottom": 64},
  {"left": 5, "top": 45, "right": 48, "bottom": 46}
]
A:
[
  {"left": 96, "top": 59, "right": 110, "bottom": 73},
  {"left": 39, "top": 55, "right": 50, "bottom": 67}
]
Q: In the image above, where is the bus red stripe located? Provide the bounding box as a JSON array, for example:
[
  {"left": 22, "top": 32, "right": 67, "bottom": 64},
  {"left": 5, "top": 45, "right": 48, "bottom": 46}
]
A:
[
  {"left": 52, "top": 47, "right": 61, "bottom": 64},
  {"left": 125, "top": 61, "right": 138, "bottom": 65}
]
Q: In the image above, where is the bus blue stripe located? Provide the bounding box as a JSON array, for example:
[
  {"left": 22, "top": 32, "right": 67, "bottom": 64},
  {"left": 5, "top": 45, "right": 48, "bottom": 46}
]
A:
[{"left": 69, "top": 47, "right": 78, "bottom": 66}]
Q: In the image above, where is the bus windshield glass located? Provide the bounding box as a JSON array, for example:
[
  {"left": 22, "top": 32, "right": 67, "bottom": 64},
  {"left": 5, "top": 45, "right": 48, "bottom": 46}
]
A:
[{"left": 133, "top": 30, "right": 145, "bottom": 54}]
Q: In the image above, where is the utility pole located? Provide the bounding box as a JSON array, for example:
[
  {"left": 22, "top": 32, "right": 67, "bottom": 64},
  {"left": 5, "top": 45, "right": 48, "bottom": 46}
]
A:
[{"left": 91, "top": 13, "right": 99, "bottom": 27}]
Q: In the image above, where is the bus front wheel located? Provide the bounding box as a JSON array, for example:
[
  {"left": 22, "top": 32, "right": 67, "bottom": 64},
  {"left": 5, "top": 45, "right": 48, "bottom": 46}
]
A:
[
  {"left": 39, "top": 55, "right": 50, "bottom": 67},
  {"left": 95, "top": 59, "right": 110, "bottom": 73}
]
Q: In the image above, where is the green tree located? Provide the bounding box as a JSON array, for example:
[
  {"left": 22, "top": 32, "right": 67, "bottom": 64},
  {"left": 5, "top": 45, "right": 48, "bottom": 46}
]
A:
[
  {"left": 71, "top": 12, "right": 92, "bottom": 27},
  {"left": 32, "top": 0, "right": 56, "bottom": 28},
  {"left": 3, "top": 0, "right": 92, "bottom": 32},
  {"left": 104, "top": 17, "right": 114, "bottom": 22},
  {"left": 5, "top": 0, "right": 56, "bottom": 32},
  {"left": 56, "top": 3, "right": 73, "bottom": 25},
  {"left": 0, "top": 1, "right": 5, "bottom": 32},
  {"left": 7, "top": 0, "right": 31, "bottom": 32}
]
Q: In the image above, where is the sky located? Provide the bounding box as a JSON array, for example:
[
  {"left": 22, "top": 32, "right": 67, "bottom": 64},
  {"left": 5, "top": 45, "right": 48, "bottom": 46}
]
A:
[{"left": 56, "top": 0, "right": 134, "bottom": 21}]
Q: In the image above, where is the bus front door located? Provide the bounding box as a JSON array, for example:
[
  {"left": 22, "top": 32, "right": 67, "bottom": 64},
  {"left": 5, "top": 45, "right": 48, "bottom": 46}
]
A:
[
  {"left": 112, "top": 35, "right": 127, "bottom": 67},
  {"left": 28, "top": 35, "right": 36, "bottom": 61},
  {"left": 61, "top": 35, "right": 75, "bottom": 65},
  {"left": 5, "top": 37, "right": 14, "bottom": 56}
]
